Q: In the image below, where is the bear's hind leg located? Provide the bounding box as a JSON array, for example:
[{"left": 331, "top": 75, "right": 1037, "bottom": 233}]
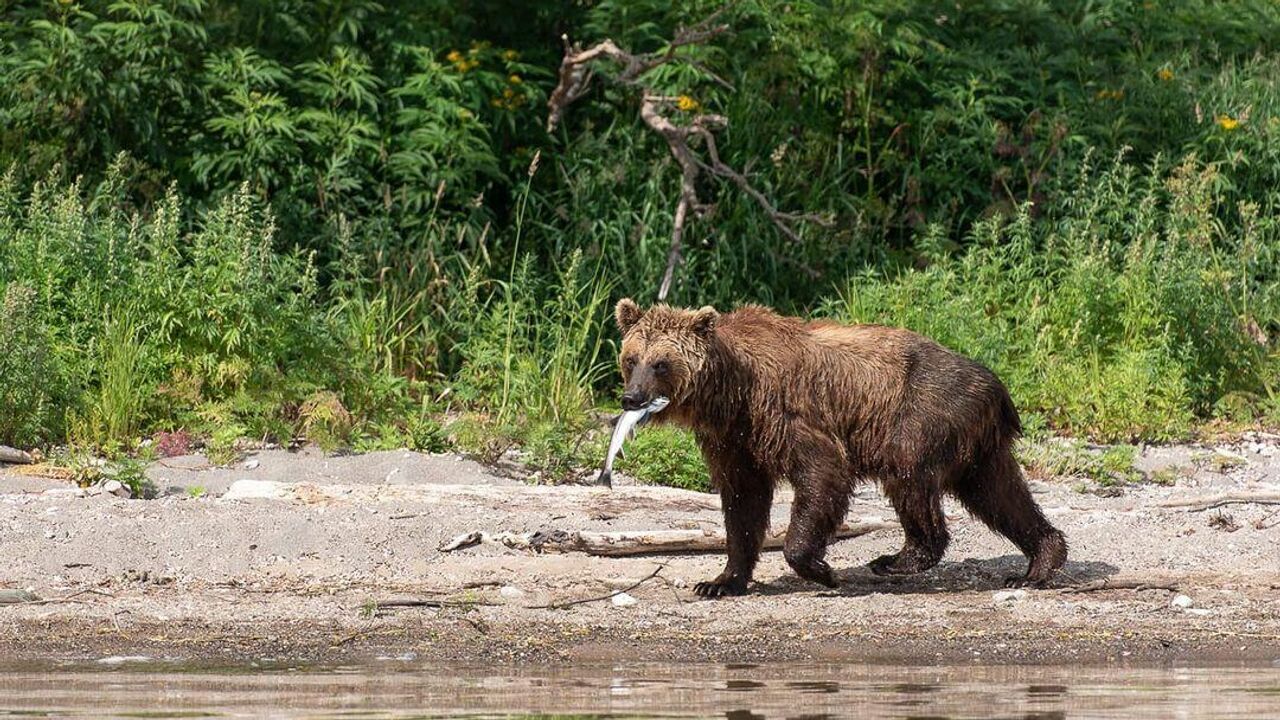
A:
[
  {"left": 695, "top": 448, "right": 773, "bottom": 598},
  {"left": 869, "top": 479, "right": 949, "bottom": 576},
  {"left": 954, "top": 449, "right": 1067, "bottom": 587}
]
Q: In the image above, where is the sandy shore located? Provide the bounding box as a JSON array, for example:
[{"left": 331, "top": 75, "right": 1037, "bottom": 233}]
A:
[{"left": 2, "top": 441, "right": 1279, "bottom": 666}]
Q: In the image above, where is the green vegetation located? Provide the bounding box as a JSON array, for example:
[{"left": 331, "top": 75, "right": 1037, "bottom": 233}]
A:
[
  {"left": 615, "top": 426, "right": 710, "bottom": 492},
  {"left": 2, "top": 1, "right": 1279, "bottom": 484}
]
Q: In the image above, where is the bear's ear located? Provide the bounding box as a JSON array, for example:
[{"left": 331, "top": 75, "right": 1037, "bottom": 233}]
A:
[
  {"left": 690, "top": 305, "right": 718, "bottom": 337},
  {"left": 615, "top": 298, "right": 645, "bottom": 335}
]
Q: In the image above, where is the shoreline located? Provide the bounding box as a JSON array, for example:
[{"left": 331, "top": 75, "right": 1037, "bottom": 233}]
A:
[{"left": 3, "top": 445, "right": 1279, "bottom": 669}]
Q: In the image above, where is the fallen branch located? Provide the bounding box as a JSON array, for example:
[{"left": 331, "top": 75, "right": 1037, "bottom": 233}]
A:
[
  {"left": 547, "top": 10, "right": 830, "bottom": 301},
  {"left": 1159, "top": 489, "right": 1280, "bottom": 513},
  {"left": 373, "top": 597, "right": 499, "bottom": 609},
  {"left": 529, "top": 562, "right": 666, "bottom": 610},
  {"left": 0, "top": 445, "right": 34, "bottom": 464},
  {"left": 439, "top": 517, "right": 899, "bottom": 557},
  {"left": 1057, "top": 572, "right": 1186, "bottom": 594}
]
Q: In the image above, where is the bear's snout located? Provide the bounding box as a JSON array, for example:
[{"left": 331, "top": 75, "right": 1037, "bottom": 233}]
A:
[{"left": 621, "top": 391, "right": 647, "bottom": 411}]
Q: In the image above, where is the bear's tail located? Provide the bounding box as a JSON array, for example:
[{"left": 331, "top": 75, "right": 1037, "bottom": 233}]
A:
[{"left": 996, "top": 384, "right": 1023, "bottom": 440}]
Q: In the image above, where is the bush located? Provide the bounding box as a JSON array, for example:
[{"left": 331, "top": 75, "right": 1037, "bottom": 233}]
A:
[
  {"left": 0, "top": 283, "right": 64, "bottom": 446},
  {"left": 615, "top": 425, "right": 710, "bottom": 492},
  {"left": 830, "top": 154, "right": 1280, "bottom": 441}
]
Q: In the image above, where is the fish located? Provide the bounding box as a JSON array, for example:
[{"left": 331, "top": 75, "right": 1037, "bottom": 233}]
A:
[{"left": 596, "top": 396, "right": 670, "bottom": 488}]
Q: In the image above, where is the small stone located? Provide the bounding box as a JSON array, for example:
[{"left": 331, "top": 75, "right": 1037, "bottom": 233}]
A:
[
  {"left": 992, "top": 589, "right": 1027, "bottom": 603},
  {"left": 243, "top": 459, "right": 260, "bottom": 470},
  {"left": 611, "top": 592, "right": 638, "bottom": 607},
  {"left": 103, "top": 480, "right": 131, "bottom": 498},
  {"left": 499, "top": 585, "right": 525, "bottom": 599},
  {"left": 1171, "top": 594, "right": 1194, "bottom": 609},
  {"left": 0, "top": 589, "right": 41, "bottom": 603}
]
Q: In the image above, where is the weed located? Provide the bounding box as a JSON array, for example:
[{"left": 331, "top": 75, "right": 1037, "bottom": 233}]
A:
[{"left": 298, "top": 391, "right": 354, "bottom": 452}]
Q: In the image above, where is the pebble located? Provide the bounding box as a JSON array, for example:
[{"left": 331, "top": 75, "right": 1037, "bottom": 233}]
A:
[
  {"left": 1171, "top": 594, "right": 1194, "bottom": 609},
  {"left": 611, "top": 592, "right": 638, "bottom": 607},
  {"left": 992, "top": 589, "right": 1027, "bottom": 604},
  {"left": 499, "top": 585, "right": 525, "bottom": 599},
  {"left": 244, "top": 460, "right": 260, "bottom": 470}
]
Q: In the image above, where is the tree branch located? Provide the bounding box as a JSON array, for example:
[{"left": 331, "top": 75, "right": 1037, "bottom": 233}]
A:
[{"left": 546, "top": 10, "right": 828, "bottom": 300}]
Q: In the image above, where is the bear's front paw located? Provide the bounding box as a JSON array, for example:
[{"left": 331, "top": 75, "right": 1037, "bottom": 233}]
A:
[{"left": 693, "top": 575, "right": 748, "bottom": 598}]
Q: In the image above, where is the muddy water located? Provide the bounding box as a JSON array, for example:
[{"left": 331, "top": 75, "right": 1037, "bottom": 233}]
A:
[{"left": 1, "top": 662, "right": 1278, "bottom": 719}]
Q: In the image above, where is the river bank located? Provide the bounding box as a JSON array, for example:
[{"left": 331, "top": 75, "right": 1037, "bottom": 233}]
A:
[{"left": 2, "top": 442, "right": 1278, "bottom": 666}]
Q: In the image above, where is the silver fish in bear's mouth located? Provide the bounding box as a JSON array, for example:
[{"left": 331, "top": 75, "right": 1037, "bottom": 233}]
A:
[{"left": 596, "top": 396, "right": 670, "bottom": 487}]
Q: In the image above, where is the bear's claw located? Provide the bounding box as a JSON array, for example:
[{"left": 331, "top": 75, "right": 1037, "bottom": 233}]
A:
[
  {"left": 1003, "top": 574, "right": 1053, "bottom": 589},
  {"left": 868, "top": 553, "right": 920, "bottom": 576},
  {"left": 693, "top": 578, "right": 747, "bottom": 598}
]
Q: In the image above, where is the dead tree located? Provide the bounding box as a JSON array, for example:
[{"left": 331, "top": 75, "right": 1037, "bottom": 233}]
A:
[{"left": 546, "top": 10, "right": 830, "bottom": 301}]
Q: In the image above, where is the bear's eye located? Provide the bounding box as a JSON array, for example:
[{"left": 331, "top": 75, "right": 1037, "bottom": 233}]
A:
[
  {"left": 652, "top": 360, "right": 670, "bottom": 376},
  {"left": 623, "top": 355, "right": 638, "bottom": 370}
]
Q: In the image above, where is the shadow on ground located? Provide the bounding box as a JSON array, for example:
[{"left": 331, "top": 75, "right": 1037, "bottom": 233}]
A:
[{"left": 750, "top": 556, "right": 1118, "bottom": 597}]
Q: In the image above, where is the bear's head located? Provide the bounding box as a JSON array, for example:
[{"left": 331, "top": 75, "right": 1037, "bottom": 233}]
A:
[{"left": 614, "top": 298, "right": 718, "bottom": 410}]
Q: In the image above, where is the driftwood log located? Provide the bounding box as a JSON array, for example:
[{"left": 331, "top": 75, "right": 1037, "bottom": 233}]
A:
[
  {"left": 439, "top": 517, "right": 900, "bottom": 557},
  {"left": 0, "top": 446, "right": 34, "bottom": 465}
]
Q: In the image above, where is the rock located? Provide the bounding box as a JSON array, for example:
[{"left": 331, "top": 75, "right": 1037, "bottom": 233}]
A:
[
  {"left": 103, "top": 480, "right": 132, "bottom": 498},
  {"left": 499, "top": 585, "right": 525, "bottom": 599},
  {"left": 992, "top": 589, "right": 1028, "bottom": 604},
  {"left": 222, "top": 480, "right": 289, "bottom": 501},
  {"left": 1171, "top": 594, "right": 1194, "bottom": 609},
  {"left": 243, "top": 459, "right": 260, "bottom": 470},
  {"left": 0, "top": 589, "right": 40, "bottom": 603},
  {"left": 611, "top": 592, "right": 638, "bottom": 607}
]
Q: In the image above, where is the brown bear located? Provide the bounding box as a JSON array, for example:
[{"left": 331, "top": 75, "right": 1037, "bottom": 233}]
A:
[{"left": 614, "top": 299, "right": 1067, "bottom": 597}]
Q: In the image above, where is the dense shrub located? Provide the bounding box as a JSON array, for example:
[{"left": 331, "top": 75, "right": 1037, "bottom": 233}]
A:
[{"left": 829, "top": 155, "right": 1280, "bottom": 441}]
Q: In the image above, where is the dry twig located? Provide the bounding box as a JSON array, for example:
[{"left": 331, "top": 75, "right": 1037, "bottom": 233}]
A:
[{"left": 529, "top": 562, "right": 666, "bottom": 610}]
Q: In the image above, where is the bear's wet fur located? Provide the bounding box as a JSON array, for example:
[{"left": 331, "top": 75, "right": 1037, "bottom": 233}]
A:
[{"left": 615, "top": 299, "right": 1068, "bottom": 597}]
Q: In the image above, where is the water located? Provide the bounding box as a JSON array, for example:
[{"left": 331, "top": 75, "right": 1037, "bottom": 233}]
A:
[{"left": 1, "top": 662, "right": 1278, "bottom": 719}]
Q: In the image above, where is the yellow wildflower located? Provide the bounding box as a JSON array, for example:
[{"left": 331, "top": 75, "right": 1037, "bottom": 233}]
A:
[
  {"left": 1157, "top": 68, "right": 1174, "bottom": 82},
  {"left": 503, "top": 50, "right": 519, "bottom": 61},
  {"left": 1217, "top": 115, "right": 1240, "bottom": 131},
  {"left": 502, "top": 87, "right": 515, "bottom": 99},
  {"left": 508, "top": 74, "right": 522, "bottom": 85},
  {"left": 446, "top": 50, "right": 462, "bottom": 63},
  {"left": 676, "top": 94, "right": 700, "bottom": 112}
]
